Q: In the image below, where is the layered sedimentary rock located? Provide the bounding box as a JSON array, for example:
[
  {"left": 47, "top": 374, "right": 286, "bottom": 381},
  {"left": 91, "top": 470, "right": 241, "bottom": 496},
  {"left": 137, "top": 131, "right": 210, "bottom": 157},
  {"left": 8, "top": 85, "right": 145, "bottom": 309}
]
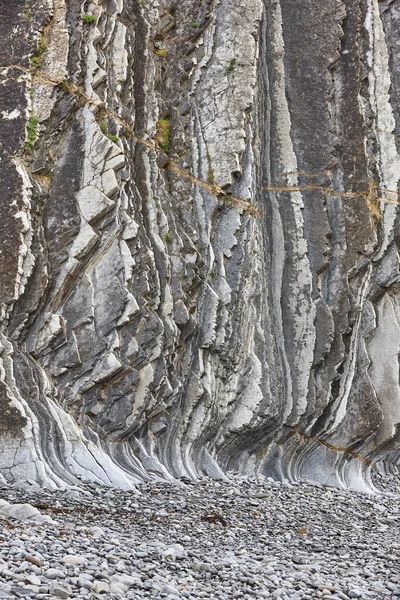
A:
[{"left": 1, "top": 0, "right": 400, "bottom": 491}]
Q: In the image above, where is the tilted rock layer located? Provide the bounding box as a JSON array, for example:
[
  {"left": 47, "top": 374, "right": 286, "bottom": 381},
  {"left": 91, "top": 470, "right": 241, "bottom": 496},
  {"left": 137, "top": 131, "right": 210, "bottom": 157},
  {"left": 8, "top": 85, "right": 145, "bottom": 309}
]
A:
[{"left": 1, "top": 0, "right": 400, "bottom": 491}]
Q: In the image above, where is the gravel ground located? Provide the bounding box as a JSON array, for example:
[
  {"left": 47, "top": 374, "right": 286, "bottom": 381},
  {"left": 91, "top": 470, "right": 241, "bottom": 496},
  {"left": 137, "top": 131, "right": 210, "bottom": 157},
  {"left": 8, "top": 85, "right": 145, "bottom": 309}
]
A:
[{"left": 0, "top": 471, "right": 399, "bottom": 600}]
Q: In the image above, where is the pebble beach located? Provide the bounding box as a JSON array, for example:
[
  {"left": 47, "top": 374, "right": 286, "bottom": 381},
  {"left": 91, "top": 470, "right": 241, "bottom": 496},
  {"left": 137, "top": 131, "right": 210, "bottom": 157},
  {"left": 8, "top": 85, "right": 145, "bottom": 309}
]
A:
[{"left": 0, "top": 472, "right": 399, "bottom": 600}]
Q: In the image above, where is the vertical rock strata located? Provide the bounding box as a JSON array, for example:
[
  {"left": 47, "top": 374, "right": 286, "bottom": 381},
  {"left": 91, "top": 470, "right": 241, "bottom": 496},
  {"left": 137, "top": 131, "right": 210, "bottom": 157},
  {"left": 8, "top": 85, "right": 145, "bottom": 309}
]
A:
[{"left": 0, "top": 0, "right": 399, "bottom": 490}]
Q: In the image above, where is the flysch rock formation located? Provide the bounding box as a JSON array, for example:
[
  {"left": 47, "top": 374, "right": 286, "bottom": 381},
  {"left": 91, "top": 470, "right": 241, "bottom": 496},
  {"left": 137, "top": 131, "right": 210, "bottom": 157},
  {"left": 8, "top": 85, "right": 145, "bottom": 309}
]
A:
[{"left": 1, "top": 0, "right": 400, "bottom": 492}]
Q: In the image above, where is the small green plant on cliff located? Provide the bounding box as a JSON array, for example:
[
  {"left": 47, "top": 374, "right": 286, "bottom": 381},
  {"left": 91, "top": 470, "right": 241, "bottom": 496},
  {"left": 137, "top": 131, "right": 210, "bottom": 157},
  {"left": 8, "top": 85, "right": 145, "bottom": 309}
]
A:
[
  {"left": 191, "top": 21, "right": 198, "bottom": 28},
  {"left": 100, "top": 124, "right": 119, "bottom": 143},
  {"left": 23, "top": 0, "right": 30, "bottom": 19},
  {"left": 225, "top": 58, "right": 236, "bottom": 75},
  {"left": 58, "top": 81, "right": 70, "bottom": 93},
  {"left": 25, "top": 116, "right": 38, "bottom": 151},
  {"left": 81, "top": 14, "right": 96, "bottom": 23},
  {"left": 99, "top": 120, "right": 107, "bottom": 135},
  {"left": 108, "top": 134, "right": 119, "bottom": 144},
  {"left": 164, "top": 233, "right": 172, "bottom": 244},
  {"left": 30, "top": 36, "right": 47, "bottom": 69},
  {"left": 155, "top": 118, "right": 170, "bottom": 154},
  {"left": 97, "top": 112, "right": 120, "bottom": 144}
]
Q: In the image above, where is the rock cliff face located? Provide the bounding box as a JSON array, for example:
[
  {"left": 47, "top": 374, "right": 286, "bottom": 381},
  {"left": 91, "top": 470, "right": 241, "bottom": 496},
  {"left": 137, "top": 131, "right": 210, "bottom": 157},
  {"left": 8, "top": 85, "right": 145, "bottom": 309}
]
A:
[{"left": 1, "top": 0, "right": 400, "bottom": 491}]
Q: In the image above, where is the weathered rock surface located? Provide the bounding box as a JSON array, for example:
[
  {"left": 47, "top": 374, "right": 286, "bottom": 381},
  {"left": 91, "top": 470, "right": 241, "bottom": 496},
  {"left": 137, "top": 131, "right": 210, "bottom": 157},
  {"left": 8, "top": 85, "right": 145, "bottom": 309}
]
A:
[{"left": 0, "top": 0, "right": 400, "bottom": 490}]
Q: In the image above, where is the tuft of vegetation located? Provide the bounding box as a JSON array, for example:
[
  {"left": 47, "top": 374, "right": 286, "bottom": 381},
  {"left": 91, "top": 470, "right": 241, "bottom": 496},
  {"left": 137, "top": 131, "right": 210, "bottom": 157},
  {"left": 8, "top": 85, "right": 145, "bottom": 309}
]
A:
[
  {"left": 154, "top": 40, "right": 167, "bottom": 58},
  {"left": 225, "top": 58, "right": 236, "bottom": 75},
  {"left": 206, "top": 152, "right": 215, "bottom": 184},
  {"left": 367, "top": 200, "right": 382, "bottom": 229},
  {"left": 81, "top": 14, "right": 96, "bottom": 23},
  {"left": 164, "top": 233, "right": 172, "bottom": 244},
  {"left": 30, "top": 36, "right": 47, "bottom": 69},
  {"left": 191, "top": 21, "right": 198, "bottom": 28},
  {"left": 155, "top": 48, "right": 167, "bottom": 58},
  {"left": 96, "top": 112, "right": 119, "bottom": 143},
  {"left": 25, "top": 116, "right": 38, "bottom": 151},
  {"left": 99, "top": 121, "right": 107, "bottom": 136},
  {"left": 23, "top": 0, "right": 30, "bottom": 19},
  {"left": 366, "top": 181, "right": 382, "bottom": 228},
  {"left": 155, "top": 118, "right": 170, "bottom": 154},
  {"left": 58, "top": 81, "right": 70, "bottom": 93},
  {"left": 32, "top": 172, "right": 52, "bottom": 186}
]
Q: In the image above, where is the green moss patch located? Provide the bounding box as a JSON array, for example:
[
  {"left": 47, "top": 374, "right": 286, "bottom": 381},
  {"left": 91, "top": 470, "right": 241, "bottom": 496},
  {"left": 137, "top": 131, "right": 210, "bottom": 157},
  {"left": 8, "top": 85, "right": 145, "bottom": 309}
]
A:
[{"left": 25, "top": 116, "right": 38, "bottom": 151}]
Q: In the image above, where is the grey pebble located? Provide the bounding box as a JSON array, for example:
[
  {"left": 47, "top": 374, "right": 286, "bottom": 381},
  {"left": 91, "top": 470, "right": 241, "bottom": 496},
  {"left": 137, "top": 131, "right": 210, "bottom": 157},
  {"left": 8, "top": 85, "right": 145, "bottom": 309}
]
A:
[{"left": 44, "top": 568, "right": 65, "bottom": 579}]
